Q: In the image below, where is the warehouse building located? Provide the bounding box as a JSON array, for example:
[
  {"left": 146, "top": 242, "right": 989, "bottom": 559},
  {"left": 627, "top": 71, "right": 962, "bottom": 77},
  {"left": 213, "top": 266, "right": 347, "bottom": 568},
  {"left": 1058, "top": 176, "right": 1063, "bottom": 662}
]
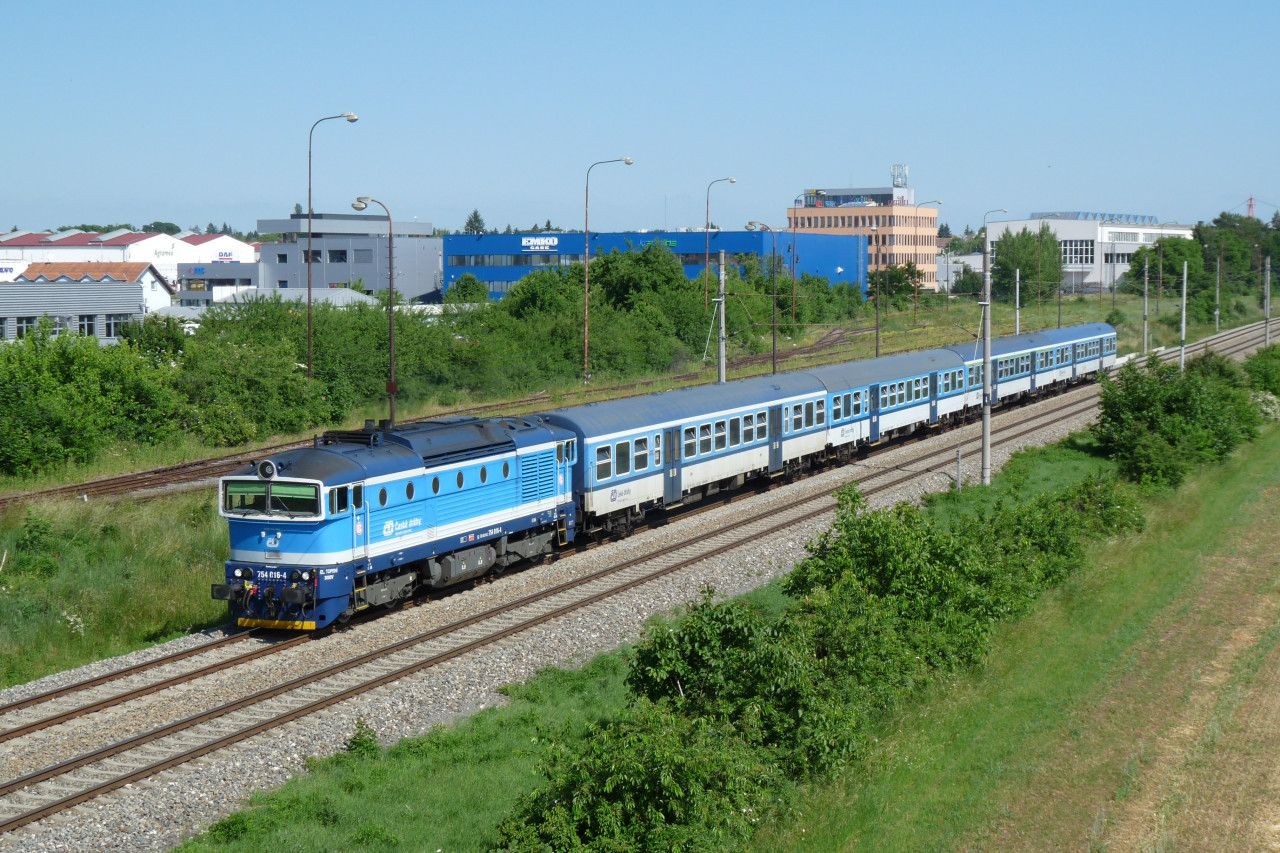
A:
[
  {"left": 443, "top": 230, "right": 869, "bottom": 299},
  {"left": 0, "top": 261, "right": 175, "bottom": 342}
]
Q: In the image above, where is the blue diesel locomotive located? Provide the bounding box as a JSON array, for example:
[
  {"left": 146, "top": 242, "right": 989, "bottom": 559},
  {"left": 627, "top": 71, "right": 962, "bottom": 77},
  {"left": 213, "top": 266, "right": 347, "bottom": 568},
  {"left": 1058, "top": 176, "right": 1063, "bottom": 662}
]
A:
[{"left": 213, "top": 323, "right": 1116, "bottom": 630}]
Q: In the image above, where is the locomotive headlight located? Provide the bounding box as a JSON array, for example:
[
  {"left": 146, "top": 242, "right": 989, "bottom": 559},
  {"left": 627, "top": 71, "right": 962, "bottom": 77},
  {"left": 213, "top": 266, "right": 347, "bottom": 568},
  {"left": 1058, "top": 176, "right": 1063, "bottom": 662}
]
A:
[
  {"left": 233, "top": 568, "right": 243, "bottom": 578},
  {"left": 301, "top": 571, "right": 311, "bottom": 581},
  {"left": 257, "top": 460, "right": 277, "bottom": 480}
]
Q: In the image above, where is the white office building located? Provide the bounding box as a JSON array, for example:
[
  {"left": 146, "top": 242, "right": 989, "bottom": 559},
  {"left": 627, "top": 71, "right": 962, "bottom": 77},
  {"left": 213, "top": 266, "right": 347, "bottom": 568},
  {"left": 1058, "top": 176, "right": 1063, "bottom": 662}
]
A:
[{"left": 984, "top": 212, "right": 1193, "bottom": 293}]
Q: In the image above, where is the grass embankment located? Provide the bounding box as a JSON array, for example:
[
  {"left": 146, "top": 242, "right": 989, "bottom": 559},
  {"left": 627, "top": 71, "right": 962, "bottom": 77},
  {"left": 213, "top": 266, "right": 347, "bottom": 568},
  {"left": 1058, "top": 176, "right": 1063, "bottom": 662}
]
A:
[
  {"left": 0, "top": 493, "right": 226, "bottom": 688},
  {"left": 0, "top": 290, "right": 1248, "bottom": 498},
  {"left": 180, "top": 435, "right": 1161, "bottom": 851},
  {"left": 753, "top": 423, "right": 1280, "bottom": 850}
]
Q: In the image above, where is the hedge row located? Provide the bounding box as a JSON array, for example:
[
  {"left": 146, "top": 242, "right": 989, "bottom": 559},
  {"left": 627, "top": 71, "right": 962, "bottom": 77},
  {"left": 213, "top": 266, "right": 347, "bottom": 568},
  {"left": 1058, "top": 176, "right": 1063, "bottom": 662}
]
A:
[{"left": 497, "top": 476, "right": 1144, "bottom": 848}]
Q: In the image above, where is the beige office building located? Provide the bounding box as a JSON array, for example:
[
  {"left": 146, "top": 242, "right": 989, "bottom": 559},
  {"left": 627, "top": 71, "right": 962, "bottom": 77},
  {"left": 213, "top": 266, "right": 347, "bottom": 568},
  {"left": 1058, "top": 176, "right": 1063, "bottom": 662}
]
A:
[{"left": 786, "top": 184, "right": 939, "bottom": 289}]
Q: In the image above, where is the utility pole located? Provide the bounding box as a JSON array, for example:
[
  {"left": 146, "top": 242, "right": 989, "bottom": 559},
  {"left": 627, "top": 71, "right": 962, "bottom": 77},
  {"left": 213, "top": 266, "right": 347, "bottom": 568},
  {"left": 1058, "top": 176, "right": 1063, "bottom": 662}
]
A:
[
  {"left": 1156, "top": 242, "right": 1163, "bottom": 318},
  {"left": 981, "top": 235, "right": 993, "bottom": 485},
  {"left": 1015, "top": 268, "right": 1021, "bottom": 335},
  {"left": 1266, "top": 255, "right": 1273, "bottom": 347},
  {"left": 1179, "top": 260, "right": 1187, "bottom": 370},
  {"left": 717, "top": 249, "right": 727, "bottom": 383},
  {"left": 1142, "top": 255, "right": 1150, "bottom": 354},
  {"left": 1215, "top": 249, "right": 1221, "bottom": 333}
]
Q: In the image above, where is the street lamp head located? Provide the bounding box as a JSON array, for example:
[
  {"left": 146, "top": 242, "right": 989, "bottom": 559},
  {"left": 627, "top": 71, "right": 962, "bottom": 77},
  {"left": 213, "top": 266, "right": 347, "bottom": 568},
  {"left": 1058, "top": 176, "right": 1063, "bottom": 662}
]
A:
[
  {"left": 351, "top": 197, "right": 369, "bottom": 212},
  {"left": 622, "top": 156, "right": 635, "bottom": 166},
  {"left": 728, "top": 177, "right": 737, "bottom": 184},
  {"left": 343, "top": 112, "right": 359, "bottom": 123}
]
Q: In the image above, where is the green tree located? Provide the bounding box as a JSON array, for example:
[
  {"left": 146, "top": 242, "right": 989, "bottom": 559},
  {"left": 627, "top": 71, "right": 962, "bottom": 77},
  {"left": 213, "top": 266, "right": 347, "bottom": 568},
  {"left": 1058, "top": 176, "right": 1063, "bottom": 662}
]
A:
[
  {"left": 951, "top": 266, "right": 982, "bottom": 295},
  {"left": 991, "top": 223, "right": 1061, "bottom": 300},
  {"left": 293, "top": 202, "right": 303, "bottom": 215},
  {"left": 463, "top": 209, "right": 486, "bottom": 235},
  {"left": 444, "top": 274, "right": 488, "bottom": 303},
  {"left": 140, "top": 221, "right": 181, "bottom": 235},
  {"left": 937, "top": 222, "right": 953, "bottom": 238}
]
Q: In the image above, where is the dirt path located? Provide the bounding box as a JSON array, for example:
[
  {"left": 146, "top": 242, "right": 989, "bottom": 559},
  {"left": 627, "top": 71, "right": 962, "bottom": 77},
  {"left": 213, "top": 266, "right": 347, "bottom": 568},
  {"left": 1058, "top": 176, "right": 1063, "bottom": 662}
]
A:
[{"left": 979, "top": 487, "right": 1280, "bottom": 851}]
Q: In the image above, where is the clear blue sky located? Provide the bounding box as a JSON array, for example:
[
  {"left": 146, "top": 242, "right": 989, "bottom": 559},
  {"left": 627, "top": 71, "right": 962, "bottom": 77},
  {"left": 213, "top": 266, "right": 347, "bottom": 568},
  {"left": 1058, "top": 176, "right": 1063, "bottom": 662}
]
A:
[{"left": 4, "top": 0, "right": 1276, "bottom": 235}]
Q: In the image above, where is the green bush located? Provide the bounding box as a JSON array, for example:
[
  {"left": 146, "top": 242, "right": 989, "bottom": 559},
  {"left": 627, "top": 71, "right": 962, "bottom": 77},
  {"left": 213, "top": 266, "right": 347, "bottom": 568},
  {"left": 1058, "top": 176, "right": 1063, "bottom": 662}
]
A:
[{"left": 497, "top": 701, "right": 783, "bottom": 851}]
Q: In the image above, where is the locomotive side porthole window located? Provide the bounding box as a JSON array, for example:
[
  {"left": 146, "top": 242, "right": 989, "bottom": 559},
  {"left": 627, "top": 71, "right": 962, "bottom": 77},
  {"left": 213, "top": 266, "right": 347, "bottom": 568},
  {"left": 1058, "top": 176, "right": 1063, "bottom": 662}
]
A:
[
  {"left": 456, "top": 471, "right": 464, "bottom": 489},
  {"left": 406, "top": 481, "right": 415, "bottom": 500},
  {"left": 480, "top": 466, "right": 488, "bottom": 484},
  {"left": 378, "top": 487, "right": 387, "bottom": 507},
  {"left": 432, "top": 476, "right": 440, "bottom": 494},
  {"left": 502, "top": 461, "right": 510, "bottom": 479},
  {"left": 353, "top": 485, "right": 363, "bottom": 509}
]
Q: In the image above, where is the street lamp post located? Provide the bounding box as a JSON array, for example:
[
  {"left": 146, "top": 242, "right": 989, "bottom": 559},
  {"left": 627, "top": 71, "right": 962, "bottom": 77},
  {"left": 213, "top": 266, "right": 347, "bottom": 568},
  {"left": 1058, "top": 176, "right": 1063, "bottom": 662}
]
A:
[
  {"left": 351, "top": 196, "right": 396, "bottom": 426},
  {"left": 306, "top": 111, "right": 358, "bottom": 377},
  {"left": 870, "top": 224, "right": 880, "bottom": 356},
  {"left": 746, "top": 222, "right": 778, "bottom": 373},
  {"left": 981, "top": 207, "right": 1007, "bottom": 487},
  {"left": 911, "top": 199, "right": 941, "bottom": 323},
  {"left": 704, "top": 176, "right": 736, "bottom": 309},
  {"left": 583, "top": 156, "right": 634, "bottom": 380}
]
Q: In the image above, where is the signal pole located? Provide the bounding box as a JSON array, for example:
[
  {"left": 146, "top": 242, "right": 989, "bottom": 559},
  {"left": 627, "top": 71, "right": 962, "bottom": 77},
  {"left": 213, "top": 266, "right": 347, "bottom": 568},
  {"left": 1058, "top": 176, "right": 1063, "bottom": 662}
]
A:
[
  {"left": 1266, "top": 255, "right": 1272, "bottom": 347},
  {"left": 717, "top": 249, "right": 727, "bottom": 383},
  {"left": 1143, "top": 256, "right": 1150, "bottom": 354},
  {"left": 1015, "top": 268, "right": 1021, "bottom": 335},
  {"left": 1179, "top": 260, "right": 1187, "bottom": 370}
]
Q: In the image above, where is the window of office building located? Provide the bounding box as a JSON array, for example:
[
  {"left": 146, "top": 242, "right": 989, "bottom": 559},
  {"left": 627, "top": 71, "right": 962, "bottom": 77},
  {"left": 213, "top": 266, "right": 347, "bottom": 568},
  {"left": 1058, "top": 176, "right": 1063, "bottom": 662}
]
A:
[
  {"left": 15, "top": 316, "right": 36, "bottom": 338},
  {"left": 78, "top": 314, "right": 96, "bottom": 336},
  {"left": 1060, "top": 240, "right": 1095, "bottom": 266},
  {"left": 104, "top": 314, "right": 131, "bottom": 338},
  {"left": 276, "top": 253, "right": 288, "bottom": 264},
  {"left": 304, "top": 250, "right": 321, "bottom": 263},
  {"left": 328, "top": 249, "right": 347, "bottom": 263}
]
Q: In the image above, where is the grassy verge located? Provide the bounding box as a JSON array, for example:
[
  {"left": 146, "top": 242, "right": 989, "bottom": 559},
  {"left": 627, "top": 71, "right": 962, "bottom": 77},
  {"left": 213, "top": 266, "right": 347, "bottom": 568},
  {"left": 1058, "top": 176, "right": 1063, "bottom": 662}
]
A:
[
  {"left": 750, "top": 423, "right": 1280, "bottom": 850},
  {"left": 0, "top": 292, "right": 1249, "bottom": 497},
  {"left": 0, "top": 492, "right": 227, "bottom": 688},
  {"left": 177, "top": 436, "right": 1123, "bottom": 851}
]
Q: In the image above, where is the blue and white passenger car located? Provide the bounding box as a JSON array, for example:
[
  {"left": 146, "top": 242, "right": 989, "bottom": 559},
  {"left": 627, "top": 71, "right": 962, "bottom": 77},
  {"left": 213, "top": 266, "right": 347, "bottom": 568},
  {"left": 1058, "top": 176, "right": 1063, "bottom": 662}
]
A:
[
  {"left": 543, "top": 373, "right": 826, "bottom": 532},
  {"left": 213, "top": 417, "right": 576, "bottom": 630},
  {"left": 943, "top": 323, "right": 1117, "bottom": 406}
]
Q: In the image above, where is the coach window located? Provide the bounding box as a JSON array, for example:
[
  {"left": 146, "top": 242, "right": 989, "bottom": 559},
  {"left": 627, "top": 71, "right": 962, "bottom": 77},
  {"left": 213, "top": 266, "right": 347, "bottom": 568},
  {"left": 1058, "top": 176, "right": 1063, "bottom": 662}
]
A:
[
  {"left": 804, "top": 402, "right": 814, "bottom": 427},
  {"left": 683, "top": 426, "right": 697, "bottom": 458},
  {"left": 729, "top": 418, "right": 741, "bottom": 446},
  {"left": 596, "top": 446, "right": 612, "bottom": 481},
  {"left": 742, "top": 413, "right": 754, "bottom": 442},
  {"left": 714, "top": 421, "right": 727, "bottom": 450},
  {"left": 353, "top": 485, "right": 363, "bottom": 508},
  {"left": 832, "top": 396, "right": 842, "bottom": 420},
  {"left": 614, "top": 441, "right": 630, "bottom": 476},
  {"left": 699, "top": 424, "right": 712, "bottom": 455},
  {"left": 792, "top": 406, "right": 803, "bottom": 431},
  {"left": 653, "top": 433, "right": 661, "bottom": 466},
  {"left": 816, "top": 400, "right": 825, "bottom": 425},
  {"left": 757, "top": 411, "right": 767, "bottom": 439},
  {"left": 634, "top": 437, "right": 649, "bottom": 470}
]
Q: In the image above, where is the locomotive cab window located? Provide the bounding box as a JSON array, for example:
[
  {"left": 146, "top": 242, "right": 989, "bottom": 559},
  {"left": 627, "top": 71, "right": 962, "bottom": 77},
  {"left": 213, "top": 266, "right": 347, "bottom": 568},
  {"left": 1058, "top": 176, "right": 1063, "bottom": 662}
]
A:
[
  {"left": 328, "top": 486, "right": 349, "bottom": 516},
  {"left": 615, "top": 441, "right": 631, "bottom": 476},
  {"left": 596, "top": 446, "right": 612, "bottom": 481},
  {"left": 352, "top": 484, "right": 363, "bottom": 509},
  {"left": 557, "top": 442, "right": 564, "bottom": 463},
  {"left": 224, "top": 480, "right": 319, "bottom": 517}
]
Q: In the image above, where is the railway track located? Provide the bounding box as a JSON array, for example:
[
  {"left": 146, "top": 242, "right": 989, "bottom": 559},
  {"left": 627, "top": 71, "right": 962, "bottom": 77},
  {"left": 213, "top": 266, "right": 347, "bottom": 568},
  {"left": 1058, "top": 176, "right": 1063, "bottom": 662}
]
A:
[{"left": 0, "top": 320, "right": 1269, "bottom": 835}]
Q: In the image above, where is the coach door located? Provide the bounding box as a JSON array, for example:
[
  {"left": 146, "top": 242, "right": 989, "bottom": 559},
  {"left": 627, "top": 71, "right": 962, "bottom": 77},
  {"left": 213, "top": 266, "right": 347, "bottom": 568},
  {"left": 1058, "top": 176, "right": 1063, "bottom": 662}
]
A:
[
  {"left": 929, "top": 374, "right": 939, "bottom": 425},
  {"left": 352, "top": 483, "right": 369, "bottom": 564},
  {"left": 768, "top": 406, "right": 783, "bottom": 473},
  {"left": 869, "top": 384, "right": 881, "bottom": 442},
  {"left": 663, "top": 427, "right": 682, "bottom": 504}
]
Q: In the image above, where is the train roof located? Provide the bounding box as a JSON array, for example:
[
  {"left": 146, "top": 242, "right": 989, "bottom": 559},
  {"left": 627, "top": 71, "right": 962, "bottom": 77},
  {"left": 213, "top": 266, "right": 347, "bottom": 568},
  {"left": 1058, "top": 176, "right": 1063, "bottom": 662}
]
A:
[
  {"left": 542, "top": 372, "right": 822, "bottom": 438},
  {"left": 804, "top": 348, "right": 964, "bottom": 389},
  {"left": 943, "top": 323, "right": 1116, "bottom": 362}
]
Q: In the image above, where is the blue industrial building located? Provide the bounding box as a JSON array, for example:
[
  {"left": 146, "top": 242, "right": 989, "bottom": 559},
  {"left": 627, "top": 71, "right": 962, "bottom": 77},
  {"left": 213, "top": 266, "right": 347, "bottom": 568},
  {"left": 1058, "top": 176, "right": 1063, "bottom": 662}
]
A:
[{"left": 443, "top": 231, "right": 869, "bottom": 299}]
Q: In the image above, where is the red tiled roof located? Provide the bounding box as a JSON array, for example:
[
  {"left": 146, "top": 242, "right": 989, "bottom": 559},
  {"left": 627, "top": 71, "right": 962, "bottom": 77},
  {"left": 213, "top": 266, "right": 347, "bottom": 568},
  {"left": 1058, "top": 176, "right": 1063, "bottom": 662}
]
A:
[
  {"left": 0, "top": 231, "right": 163, "bottom": 247},
  {"left": 16, "top": 262, "right": 156, "bottom": 283},
  {"left": 181, "top": 234, "right": 223, "bottom": 245},
  {"left": 98, "top": 232, "right": 160, "bottom": 246}
]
